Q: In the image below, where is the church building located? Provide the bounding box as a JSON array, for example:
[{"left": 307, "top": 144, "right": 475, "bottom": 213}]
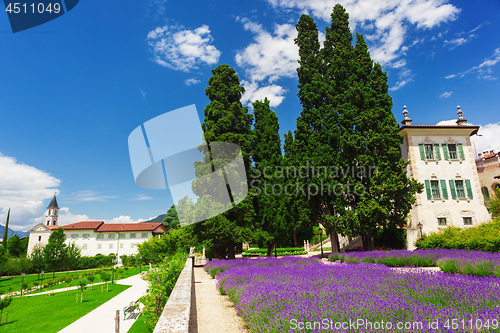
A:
[{"left": 27, "top": 194, "right": 167, "bottom": 257}]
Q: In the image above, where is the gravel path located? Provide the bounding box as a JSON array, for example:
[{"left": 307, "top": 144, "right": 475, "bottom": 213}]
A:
[{"left": 189, "top": 266, "right": 249, "bottom": 333}]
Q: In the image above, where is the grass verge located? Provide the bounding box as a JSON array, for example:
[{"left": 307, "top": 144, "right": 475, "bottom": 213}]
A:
[{"left": 0, "top": 284, "right": 130, "bottom": 332}]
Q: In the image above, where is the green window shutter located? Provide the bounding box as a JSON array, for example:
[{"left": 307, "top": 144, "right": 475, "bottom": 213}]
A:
[
  {"left": 442, "top": 144, "right": 449, "bottom": 160},
  {"left": 419, "top": 144, "right": 425, "bottom": 160},
  {"left": 449, "top": 180, "right": 457, "bottom": 199},
  {"left": 425, "top": 180, "right": 432, "bottom": 199},
  {"left": 441, "top": 180, "right": 448, "bottom": 199},
  {"left": 465, "top": 179, "right": 473, "bottom": 198},
  {"left": 434, "top": 144, "right": 441, "bottom": 159},
  {"left": 458, "top": 143, "right": 465, "bottom": 160}
]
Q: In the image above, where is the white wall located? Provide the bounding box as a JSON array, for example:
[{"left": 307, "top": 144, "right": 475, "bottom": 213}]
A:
[
  {"left": 27, "top": 227, "right": 155, "bottom": 258},
  {"left": 402, "top": 129, "right": 491, "bottom": 247}
]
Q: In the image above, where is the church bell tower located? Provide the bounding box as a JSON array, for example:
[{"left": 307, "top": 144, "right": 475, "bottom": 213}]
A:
[{"left": 46, "top": 193, "right": 59, "bottom": 226}]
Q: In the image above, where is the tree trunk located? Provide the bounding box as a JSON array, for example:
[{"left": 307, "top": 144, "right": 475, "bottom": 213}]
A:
[
  {"left": 266, "top": 242, "right": 274, "bottom": 257},
  {"left": 293, "top": 229, "right": 298, "bottom": 247},
  {"left": 362, "top": 236, "right": 374, "bottom": 252},
  {"left": 330, "top": 230, "right": 340, "bottom": 253},
  {"left": 227, "top": 240, "right": 236, "bottom": 259}
]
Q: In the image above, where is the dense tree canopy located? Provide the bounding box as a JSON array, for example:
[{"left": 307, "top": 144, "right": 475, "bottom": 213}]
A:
[
  {"left": 191, "top": 64, "right": 255, "bottom": 259},
  {"left": 294, "top": 4, "right": 421, "bottom": 251},
  {"left": 43, "top": 227, "right": 68, "bottom": 277}
]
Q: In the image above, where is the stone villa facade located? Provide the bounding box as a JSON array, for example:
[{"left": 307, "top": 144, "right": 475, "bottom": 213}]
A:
[{"left": 399, "top": 106, "right": 491, "bottom": 250}]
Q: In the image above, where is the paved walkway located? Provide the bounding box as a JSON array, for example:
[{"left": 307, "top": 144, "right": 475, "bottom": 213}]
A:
[
  {"left": 189, "top": 266, "right": 248, "bottom": 333},
  {"left": 58, "top": 274, "right": 148, "bottom": 333}
]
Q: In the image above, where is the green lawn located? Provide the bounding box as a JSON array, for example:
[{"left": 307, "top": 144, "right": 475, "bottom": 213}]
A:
[
  {"left": 0, "top": 269, "right": 97, "bottom": 294},
  {"left": 0, "top": 284, "right": 130, "bottom": 332},
  {"left": 0, "top": 266, "right": 153, "bottom": 296},
  {"left": 128, "top": 314, "right": 150, "bottom": 333},
  {"left": 26, "top": 265, "right": 152, "bottom": 295}
]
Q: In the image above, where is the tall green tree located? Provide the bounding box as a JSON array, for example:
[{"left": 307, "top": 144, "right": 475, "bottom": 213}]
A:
[
  {"left": 65, "top": 242, "right": 82, "bottom": 273},
  {"left": 251, "top": 98, "right": 289, "bottom": 256},
  {"left": 2, "top": 208, "right": 10, "bottom": 248},
  {"left": 30, "top": 243, "right": 46, "bottom": 279},
  {"left": 163, "top": 204, "right": 180, "bottom": 230},
  {"left": 340, "top": 33, "right": 422, "bottom": 251},
  {"left": 191, "top": 64, "right": 255, "bottom": 259},
  {"left": 6, "top": 234, "right": 23, "bottom": 257},
  {"left": 294, "top": 5, "right": 421, "bottom": 251},
  {"left": 43, "top": 227, "right": 67, "bottom": 277},
  {"left": 282, "top": 129, "right": 314, "bottom": 247},
  {"left": 294, "top": 8, "right": 353, "bottom": 252}
]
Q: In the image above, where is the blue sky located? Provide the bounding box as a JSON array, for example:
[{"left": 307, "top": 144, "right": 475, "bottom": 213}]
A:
[{"left": 1, "top": 0, "right": 499, "bottom": 232}]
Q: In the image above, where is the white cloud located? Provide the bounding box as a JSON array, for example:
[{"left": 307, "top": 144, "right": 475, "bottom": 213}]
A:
[
  {"left": 444, "top": 34, "right": 476, "bottom": 50},
  {"left": 267, "top": 0, "right": 460, "bottom": 65},
  {"left": 146, "top": 0, "right": 168, "bottom": 20},
  {"left": 36, "top": 207, "right": 89, "bottom": 226},
  {"left": 134, "top": 194, "right": 153, "bottom": 201},
  {"left": 235, "top": 19, "right": 298, "bottom": 83},
  {"left": 436, "top": 119, "right": 457, "bottom": 125},
  {"left": 471, "top": 122, "right": 500, "bottom": 156},
  {"left": 389, "top": 68, "right": 413, "bottom": 91},
  {"left": 240, "top": 80, "right": 287, "bottom": 107},
  {"left": 446, "top": 48, "right": 500, "bottom": 80},
  {"left": 147, "top": 25, "right": 221, "bottom": 72},
  {"left": 66, "top": 190, "right": 117, "bottom": 202},
  {"left": 439, "top": 91, "right": 453, "bottom": 98},
  {"left": 108, "top": 215, "right": 147, "bottom": 223},
  {"left": 0, "top": 153, "right": 60, "bottom": 231},
  {"left": 184, "top": 78, "right": 200, "bottom": 86}
]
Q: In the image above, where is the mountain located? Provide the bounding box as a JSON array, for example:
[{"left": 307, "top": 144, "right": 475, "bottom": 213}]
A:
[
  {"left": 141, "top": 214, "right": 167, "bottom": 223},
  {"left": 0, "top": 224, "right": 29, "bottom": 239}
]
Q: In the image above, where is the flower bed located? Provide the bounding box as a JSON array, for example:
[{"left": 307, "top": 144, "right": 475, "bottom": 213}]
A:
[
  {"left": 206, "top": 257, "right": 500, "bottom": 333},
  {"left": 330, "top": 249, "right": 500, "bottom": 277}
]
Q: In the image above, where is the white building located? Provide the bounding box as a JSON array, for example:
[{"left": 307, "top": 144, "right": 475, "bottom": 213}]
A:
[
  {"left": 400, "top": 106, "right": 491, "bottom": 249},
  {"left": 27, "top": 194, "right": 167, "bottom": 257}
]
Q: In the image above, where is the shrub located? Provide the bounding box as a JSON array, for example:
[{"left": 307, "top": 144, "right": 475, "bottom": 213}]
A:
[
  {"left": 416, "top": 219, "right": 500, "bottom": 252},
  {"left": 139, "top": 251, "right": 187, "bottom": 331}
]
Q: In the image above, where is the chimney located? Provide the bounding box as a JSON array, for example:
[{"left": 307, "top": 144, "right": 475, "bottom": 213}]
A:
[
  {"left": 456, "top": 105, "right": 467, "bottom": 125},
  {"left": 478, "top": 153, "right": 483, "bottom": 159},
  {"left": 401, "top": 105, "right": 412, "bottom": 126}
]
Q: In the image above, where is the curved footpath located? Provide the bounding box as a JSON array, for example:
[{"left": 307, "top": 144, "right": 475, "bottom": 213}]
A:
[{"left": 58, "top": 274, "right": 148, "bottom": 333}]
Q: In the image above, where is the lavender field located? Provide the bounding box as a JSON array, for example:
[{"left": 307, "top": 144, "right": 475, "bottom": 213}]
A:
[
  {"left": 206, "top": 257, "right": 500, "bottom": 332},
  {"left": 330, "top": 249, "right": 500, "bottom": 277}
]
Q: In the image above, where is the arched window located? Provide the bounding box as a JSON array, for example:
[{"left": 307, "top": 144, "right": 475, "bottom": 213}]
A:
[
  {"left": 482, "top": 187, "right": 490, "bottom": 201},
  {"left": 495, "top": 183, "right": 500, "bottom": 191}
]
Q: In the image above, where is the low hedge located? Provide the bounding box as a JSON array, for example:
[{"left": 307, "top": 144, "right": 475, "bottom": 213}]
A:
[
  {"left": 416, "top": 218, "right": 500, "bottom": 252},
  {"left": 242, "top": 247, "right": 306, "bottom": 257}
]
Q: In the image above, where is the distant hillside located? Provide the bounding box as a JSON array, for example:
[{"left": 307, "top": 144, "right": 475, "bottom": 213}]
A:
[
  {"left": 0, "top": 225, "right": 29, "bottom": 239},
  {"left": 141, "top": 214, "right": 167, "bottom": 223}
]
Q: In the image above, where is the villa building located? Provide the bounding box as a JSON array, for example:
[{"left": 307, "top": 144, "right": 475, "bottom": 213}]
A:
[
  {"left": 27, "top": 194, "right": 167, "bottom": 257},
  {"left": 399, "top": 106, "right": 491, "bottom": 250},
  {"left": 475, "top": 151, "right": 500, "bottom": 203}
]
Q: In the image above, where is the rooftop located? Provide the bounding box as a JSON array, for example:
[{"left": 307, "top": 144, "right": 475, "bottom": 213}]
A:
[{"left": 46, "top": 221, "right": 165, "bottom": 233}]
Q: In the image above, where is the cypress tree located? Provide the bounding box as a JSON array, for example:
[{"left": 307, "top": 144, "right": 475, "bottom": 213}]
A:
[
  {"left": 251, "top": 98, "right": 289, "bottom": 256},
  {"left": 344, "top": 31, "right": 422, "bottom": 251},
  {"left": 2, "top": 208, "right": 9, "bottom": 248},
  {"left": 191, "top": 64, "right": 255, "bottom": 259},
  {"left": 294, "top": 5, "right": 421, "bottom": 251}
]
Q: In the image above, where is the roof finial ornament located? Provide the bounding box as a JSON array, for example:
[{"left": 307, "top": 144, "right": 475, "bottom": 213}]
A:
[
  {"left": 401, "top": 105, "right": 412, "bottom": 126},
  {"left": 456, "top": 105, "right": 467, "bottom": 125}
]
